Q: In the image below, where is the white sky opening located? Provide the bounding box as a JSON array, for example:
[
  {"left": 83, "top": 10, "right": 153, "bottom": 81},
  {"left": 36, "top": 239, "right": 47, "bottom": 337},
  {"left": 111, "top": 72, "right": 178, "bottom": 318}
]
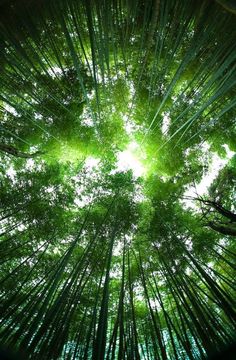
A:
[
  {"left": 161, "top": 112, "right": 171, "bottom": 135},
  {"left": 25, "top": 159, "right": 35, "bottom": 170},
  {"left": 6, "top": 166, "right": 17, "bottom": 182},
  {"left": 47, "top": 66, "right": 63, "bottom": 78},
  {"left": 183, "top": 144, "right": 235, "bottom": 209},
  {"left": 123, "top": 114, "right": 144, "bottom": 135},
  {"left": 113, "top": 141, "right": 145, "bottom": 178},
  {"left": 84, "top": 157, "right": 100, "bottom": 169},
  {"left": 4, "top": 104, "right": 18, "bottom": 116},
  {"left": 73, "top": 157, "right": 101, "bottom": 208}
]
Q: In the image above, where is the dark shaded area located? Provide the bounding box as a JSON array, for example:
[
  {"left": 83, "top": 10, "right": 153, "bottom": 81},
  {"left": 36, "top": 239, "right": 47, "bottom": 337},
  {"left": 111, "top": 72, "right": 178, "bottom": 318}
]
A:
[
  {"left": 207, "top": 341, "right": 236, "bottom": 360},
  {"left": 0, "top": 347, "right": 27, "bottom": 360}
]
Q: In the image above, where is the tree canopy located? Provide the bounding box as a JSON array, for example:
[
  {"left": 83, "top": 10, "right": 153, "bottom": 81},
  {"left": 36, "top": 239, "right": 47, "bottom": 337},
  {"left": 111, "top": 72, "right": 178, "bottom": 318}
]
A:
[{"left": 0, "top": 0, "right": 235, "bottom": 359}]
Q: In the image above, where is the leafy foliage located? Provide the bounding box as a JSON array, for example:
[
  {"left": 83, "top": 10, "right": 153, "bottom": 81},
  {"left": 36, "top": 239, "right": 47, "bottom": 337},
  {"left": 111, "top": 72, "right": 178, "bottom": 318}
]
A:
[{"left": 0, "top": 0, "right": 235, "bottom": 359}]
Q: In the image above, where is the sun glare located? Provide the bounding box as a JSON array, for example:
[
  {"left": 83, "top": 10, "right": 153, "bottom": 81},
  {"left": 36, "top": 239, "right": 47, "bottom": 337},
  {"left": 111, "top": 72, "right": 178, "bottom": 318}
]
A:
[
  {"left": 116, "top": 141, "right": 146, "bottom": 178},
  {"left": 55, "top": 144, "right": 82, "bottom": 163}
]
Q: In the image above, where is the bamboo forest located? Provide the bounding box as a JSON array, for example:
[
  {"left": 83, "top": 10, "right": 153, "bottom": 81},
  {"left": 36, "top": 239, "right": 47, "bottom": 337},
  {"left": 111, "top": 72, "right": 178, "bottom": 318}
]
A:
[{"left": 0, "top": 0, "right": 236, "bottom": 359}]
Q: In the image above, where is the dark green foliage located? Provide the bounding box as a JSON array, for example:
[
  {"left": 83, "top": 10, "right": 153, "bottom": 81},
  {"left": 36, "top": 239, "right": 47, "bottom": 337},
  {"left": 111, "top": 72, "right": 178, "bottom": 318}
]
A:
[{"left": 0, "top": 0, "right": 235, "bottom": 359}]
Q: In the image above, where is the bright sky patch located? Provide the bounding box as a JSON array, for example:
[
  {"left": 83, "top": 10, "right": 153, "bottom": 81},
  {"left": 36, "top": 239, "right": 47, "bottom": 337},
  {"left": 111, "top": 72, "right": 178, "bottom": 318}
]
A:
[{"left": 115, "top": 141, "right": 145, "bottom": 178}]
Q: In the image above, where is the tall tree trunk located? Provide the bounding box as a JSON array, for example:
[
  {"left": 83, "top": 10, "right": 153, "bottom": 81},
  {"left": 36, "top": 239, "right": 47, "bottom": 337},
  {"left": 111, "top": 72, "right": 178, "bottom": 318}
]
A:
[
  {"left": 92, "top": 223, "right": 117, "bottom": 360},
  {"left": 0, "top": 143, "right": 44, "bottom": 158},
  {"left": 207, "top": 221, "right": 236, "bottom": 236},
  {"left": 198, "top": 198, "right": 236, "bottom": 222}
]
